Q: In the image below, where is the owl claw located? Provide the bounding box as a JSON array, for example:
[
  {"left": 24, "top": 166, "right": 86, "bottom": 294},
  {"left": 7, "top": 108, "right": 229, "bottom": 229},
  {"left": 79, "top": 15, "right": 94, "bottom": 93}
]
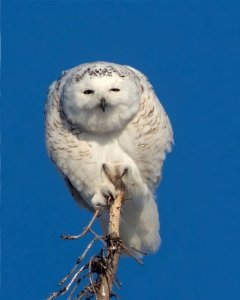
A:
[
  {"left": 102, "top": 163, "right": 130, "bottom": 188},
  {"left": 102, "top": 163, "right": 148, "bottom": 201},
  {"left": 122, "top": 167, "right": 128, "bottom": 177},
  {"left": 102, "top": 163, "right": 110, "bottom": 177},
  {"left": 101, "top": 189, "right": 114, "bottom": 202},
  {"left": 91, "top": 181, "right": 117, "bottom": 209}
]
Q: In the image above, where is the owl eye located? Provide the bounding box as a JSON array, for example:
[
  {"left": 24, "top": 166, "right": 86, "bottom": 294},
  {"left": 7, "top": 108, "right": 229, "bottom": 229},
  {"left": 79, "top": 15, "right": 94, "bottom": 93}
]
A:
[
  {"left": 83, "top": 89, "right": 94, "bottom": 94},
  {"left": 110, "top": 88, "right": 120, "bottom": 92}
]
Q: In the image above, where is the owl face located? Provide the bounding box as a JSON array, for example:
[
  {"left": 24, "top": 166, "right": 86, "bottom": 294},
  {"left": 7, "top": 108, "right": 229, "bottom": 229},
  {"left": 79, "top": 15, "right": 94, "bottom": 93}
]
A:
[{"left": 61, "top": 64, "right": 141, "bottom": 134}]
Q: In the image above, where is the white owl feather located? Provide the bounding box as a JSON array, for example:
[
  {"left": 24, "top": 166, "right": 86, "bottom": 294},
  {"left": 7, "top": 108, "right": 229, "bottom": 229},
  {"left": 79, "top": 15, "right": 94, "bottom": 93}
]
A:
[{"left": 45, "top": 62, "right": 173, "bottom": 253}]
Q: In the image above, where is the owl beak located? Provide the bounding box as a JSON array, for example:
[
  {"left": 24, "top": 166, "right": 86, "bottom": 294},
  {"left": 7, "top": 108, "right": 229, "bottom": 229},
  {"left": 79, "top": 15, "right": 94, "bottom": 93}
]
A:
[{"left": 99, "top": 98, "right": 107, "bottom": 112}]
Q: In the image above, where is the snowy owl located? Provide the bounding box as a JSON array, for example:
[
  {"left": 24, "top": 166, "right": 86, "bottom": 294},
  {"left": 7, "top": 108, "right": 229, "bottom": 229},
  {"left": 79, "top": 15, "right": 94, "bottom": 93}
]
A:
[{"left": 45, "top": 62, "right": 173, "bottom": 254}]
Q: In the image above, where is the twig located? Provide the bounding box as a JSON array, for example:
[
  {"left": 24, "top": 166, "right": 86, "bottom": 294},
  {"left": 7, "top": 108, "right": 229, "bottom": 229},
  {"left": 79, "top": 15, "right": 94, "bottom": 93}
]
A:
[
  {"left": 59, "top": 236, "right": 102, "bottom": 286},
  {"left": 67, "top": 275, "right": 86, "bottom": 300},
  {"left": 47, "top": 265, "right": 88, "bottom": 300},
  {"left": 61, "top": 209, "right": 100, "bottom": 240},
  {"left": 88, "top": 257, "right": 98, "bottom": 299}
]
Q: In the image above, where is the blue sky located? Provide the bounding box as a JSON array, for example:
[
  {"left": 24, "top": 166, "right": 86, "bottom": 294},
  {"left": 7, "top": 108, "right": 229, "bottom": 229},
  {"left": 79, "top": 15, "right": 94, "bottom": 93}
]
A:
[{"left": 2, "top": 1, "right": 240, "bottom": 299}]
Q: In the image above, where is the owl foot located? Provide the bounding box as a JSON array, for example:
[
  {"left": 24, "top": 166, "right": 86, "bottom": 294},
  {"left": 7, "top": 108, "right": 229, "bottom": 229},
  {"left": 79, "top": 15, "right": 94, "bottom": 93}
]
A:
[
  {"left": 102, "top": 162, "right": 148, "bottom": 199},
  {"left": 102, "top": 163, "right": 128, "bottom": 189},
  {"left": 91, "top": 182, "right": 117, "bottom": 209}
]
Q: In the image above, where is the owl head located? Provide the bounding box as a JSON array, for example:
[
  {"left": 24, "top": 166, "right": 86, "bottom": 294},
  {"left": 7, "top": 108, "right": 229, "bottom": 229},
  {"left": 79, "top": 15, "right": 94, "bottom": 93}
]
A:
[{"left": 60, "top": 62, "right": 141, "bottom": 134}]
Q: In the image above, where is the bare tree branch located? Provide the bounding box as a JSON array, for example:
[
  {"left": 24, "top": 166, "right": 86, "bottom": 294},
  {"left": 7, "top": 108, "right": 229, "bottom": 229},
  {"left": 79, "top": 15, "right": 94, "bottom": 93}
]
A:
[
  {"left": 95, "top": 191, "right": 124, "bottom": 300},
  {"left": 47, "top": 190, "right": 144, "bottom": 300}
]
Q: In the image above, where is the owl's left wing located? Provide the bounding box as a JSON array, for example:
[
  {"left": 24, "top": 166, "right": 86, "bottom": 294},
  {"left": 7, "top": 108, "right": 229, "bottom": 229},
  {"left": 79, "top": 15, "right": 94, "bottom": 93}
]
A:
[
  {"left": 119, "top": 66, "right": 173, "bottom": 190},
  {"left": 45, "top": 72, "right": 95, "bottom": 212}
]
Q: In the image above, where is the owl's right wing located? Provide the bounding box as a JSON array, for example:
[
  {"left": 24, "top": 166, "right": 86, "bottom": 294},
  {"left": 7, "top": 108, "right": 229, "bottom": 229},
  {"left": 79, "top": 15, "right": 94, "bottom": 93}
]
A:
[{"left": 64, "top": 177, "right": 95, "bottom": 212}]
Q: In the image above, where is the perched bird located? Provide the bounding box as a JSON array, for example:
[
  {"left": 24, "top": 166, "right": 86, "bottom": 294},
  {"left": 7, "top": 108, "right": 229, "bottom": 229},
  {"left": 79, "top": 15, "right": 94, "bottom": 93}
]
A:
[{"left": 45, "top": 62, "right": 173, "bottom": 254}]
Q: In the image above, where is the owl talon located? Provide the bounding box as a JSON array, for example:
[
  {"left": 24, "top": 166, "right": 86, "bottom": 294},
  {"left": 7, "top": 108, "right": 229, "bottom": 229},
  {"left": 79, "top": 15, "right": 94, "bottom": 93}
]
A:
[
  {"left": 102, "top": 163, "right": 113, "bottom": 183},
  {"left": 103, "top": 163, "right": 147, "bottom": 199},
  {"left": 102, "top": 162, "right": 130, "bottom": 186},
  {"left": 96, "top": 203, "right": 109, "bottom": 208},
  {"left": 91, "top": 181, "right": 117, "bottom": 209},
  {"left": 102, "top": 163, "right": 108, "bottom": 172},
  {"left": 121, "top": 167, "right": 128, "bottom": 177}
]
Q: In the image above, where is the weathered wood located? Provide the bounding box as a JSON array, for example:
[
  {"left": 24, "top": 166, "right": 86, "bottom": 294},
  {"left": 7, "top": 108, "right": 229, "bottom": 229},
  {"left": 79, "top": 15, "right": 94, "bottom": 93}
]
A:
[{"left": 96, "top": 191, "right": 124, "bottom": 300}]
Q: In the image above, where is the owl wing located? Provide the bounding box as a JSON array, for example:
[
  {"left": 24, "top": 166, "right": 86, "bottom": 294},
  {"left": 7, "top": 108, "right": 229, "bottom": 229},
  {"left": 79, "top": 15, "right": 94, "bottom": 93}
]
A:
[
  {"left": 120, "top": 66, "right": 173, "bottom": 190},
  {"left": 64, "top": 177, "right": 95, "bottom": 212},
  {"left": 45, "top": 75, "right": 95, "bottom": 212}
]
